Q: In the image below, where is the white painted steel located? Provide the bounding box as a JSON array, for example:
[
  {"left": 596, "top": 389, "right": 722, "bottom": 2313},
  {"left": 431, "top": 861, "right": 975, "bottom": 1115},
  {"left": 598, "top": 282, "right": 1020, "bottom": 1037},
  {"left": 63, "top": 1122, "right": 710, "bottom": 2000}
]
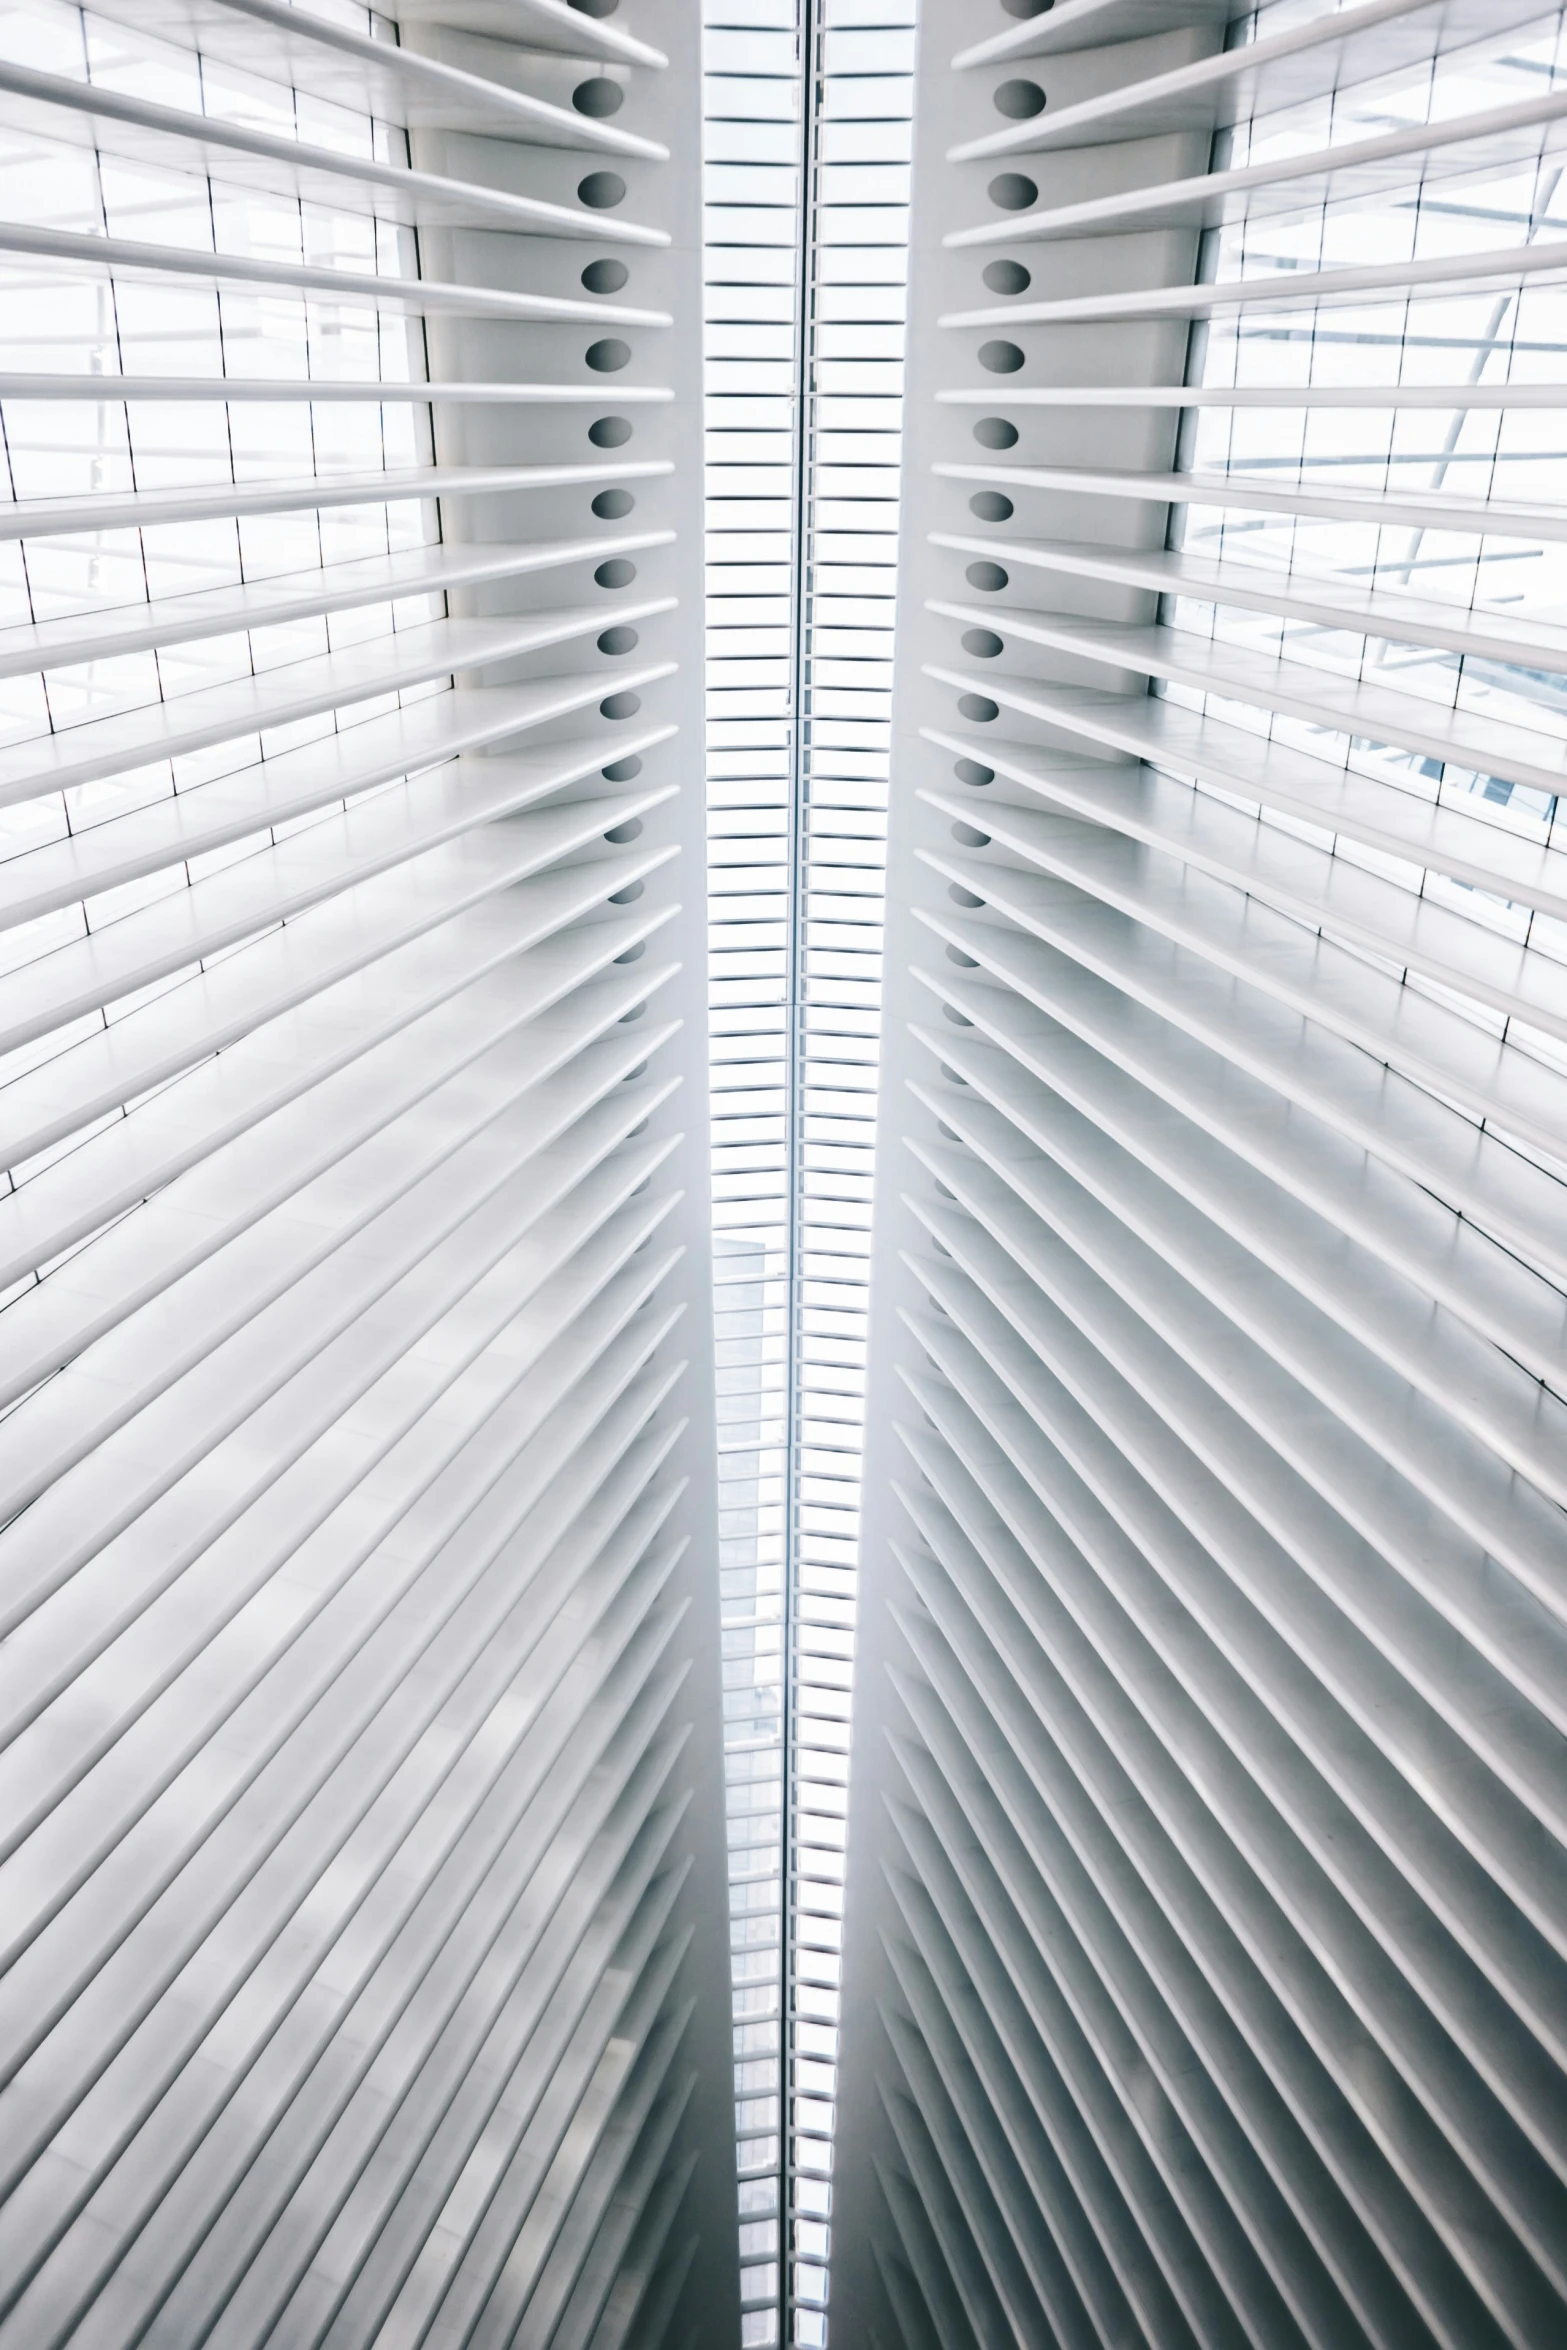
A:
[
  {"left": 833, "top": 7, "right": 1567, "bottom": 2350},
  {"left": 0, "top": 5, "right": 736, "bottom": 2350}
]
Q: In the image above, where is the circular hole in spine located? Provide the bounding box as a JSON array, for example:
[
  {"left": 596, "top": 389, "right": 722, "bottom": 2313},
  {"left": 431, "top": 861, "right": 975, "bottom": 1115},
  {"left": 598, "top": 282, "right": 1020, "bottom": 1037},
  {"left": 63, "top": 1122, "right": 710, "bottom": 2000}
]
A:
[
  {"left": 957, "top": 694, "right": 999, "bottom": 723},
  {"left": 587, "top": 337, "right": 631, "bottom": 372},
  {"left": 598, "top": 624, "right": 640, "bottom": 655},
  {"left": 973, "top": 416, "right": 1017, "bottom": 450},
  {"left": 979, "top": 339, "right": 1024, "bottom": 374},
  {"left": 965, "top": 562, "right": 1008, "bottom": 592},
  {"left": 601, "top": 689, "right": 642, "bottom": 720},
  {"left": 969, "top": 490, "right": 1013, "bottom": 522},
  {"left": 982, "top": 259, "right": 1031, "bottom": 296},
  {"left": 590, "top": 415, "right": 632, "bottom": 447},
  {"left": 573, "top": 75, "right": 624, "bottom": 115},
  {"left": 596, "top": 557, "right": 637, "bottom": 588},
  {"left": 955, "top": 759, "right": 994, "bottom": 786},
  {"left": 582, "top": 258, "right": 628, "bottom": 294},
  {"left": 988, "top": 172, "right": 1037, "bottom": 211},
  {"left": 994, "top": 76, "right": 1046, "bottom": 116},
  {"left": 578, "top": 170, "right": 626, "bottom": 209},
  {"left": 603, "top": 754, "right": 643, "bottom": 782},
  {"left": 961, "top": 628, "right": 1003, "bottom": 658},
  {"left": 593, "top": 488, "right": 635, "bottom": 518}
]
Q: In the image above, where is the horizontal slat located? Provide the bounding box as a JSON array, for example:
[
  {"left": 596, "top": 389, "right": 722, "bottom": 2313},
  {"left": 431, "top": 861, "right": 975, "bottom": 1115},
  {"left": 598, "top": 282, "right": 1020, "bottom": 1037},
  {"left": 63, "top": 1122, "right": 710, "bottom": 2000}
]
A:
[
  {"left": 940, "top": 237, "right": 1567, "bottom": 331},
  {"left": 911, "top": 890, "right": 1567, "bottom": 1294},
  {"left": 908, "top": 949, "right": 1567, "bottom": 1396},
  {"left": 921, "top": 743, "right": 1567, "bottom": 1047},
  {"left": 881, "top": 1816, "right": 1234, "bottom": 2350},
  {"left": 0, "top": 530, "right": 672, "bottom": 681},
  {"left": 0, "top": 1200, "right": 685, "bottom": 1861},
  {"left": 0, "top": 790, "right": 673, "bottom": 1112},
  {"left": 0, "top": 1274, "right": 690, "bottom": 1983},
  {"left": 879, "top": 2081, "right": 1012, "bottom": 2350},
  {"left": 79, "top": 0, "right": 667, "bottom": 132},
  {"left": 389, "top": 0, "right": 669, "bottom": 67},
  {"left": 935, "top": 383, "right": 1567, "bottom": 409},
  {"left": 912, "top": 1008, "right": 1567, "bottom": 1508},
  {"left": 0, "top": 3, "right": 708, "bottom": 2344},
  {"left": 884, "top": 1673, "right": 1395, "bottom": 2350},
  {"left": 921, "top": 787, "right": 1567, "bottom": 1166},
  {"left": 0, "top": 59, "right": 668, "bottom": 232},
  {"left": 872, "top": 11, "right": 1567, "bottom": 2350},
  {"left": 950, "top": 0, "right": 1229, "bottom": 71},
  {"left": 922, "top": 700, "right": 1564, "bottom": 921},
  {"left": 927, "top": 535, "right": 1567, "bottom": 674},
  {"left": 0, "top": 719, "right": 674, "bottom": 939},
  {"left": 928, "top": 599, "right": 1567, "bottom": 811},
  {"left": 0, "top": 820, "right": 675, "bottom": 1276},
  {"left": 0, "top": 1197, "right": 686, "bottom": 1798},
  {"left": 6, "top": 1716, "right": 691, "bottom": 2343},
  {"left": 887, "top": 1565, "right": 1529, "bottom": 2350},
  {"left": 933, "top": 459, "right": 1567, "bottom": 543},
  {"left": 0, "top": 1025, "right": 679, "bottom": 1536},
  {"left": 943, "top": 84, "right": 1567, "bottom": 247},
  {"left": 886, "top": 1770, "right": 1310, "bottom": 2350},
  {"left": 0, "top": 375, "right": 676, "bottom": 402},
  {"left": 947, "top": 0, "right": 1537, "bottom": 160},
  {"left": 0, "top": 815, "right": 670, "bottom": 1192},
  {"left": 328, "top": 1822, "right": 690, "bottom": 2350},
  {"left": 0, "top": 613, "right": 674, "bottom": 809},
  {"left": 880, "top": 1986, "right": 1083, "bottom": 2350},
  {"left": 911, "top": 1097, "right": 1567, "bottom": 1697},
  {"left": 3, "top": 1657, "right": 690, "bottom": 2336},
  {"left": 0, "top": 459, "right": 671, "bottom": 542},
  {"left": 0, "top": 1444, "right": 691, "bottom": 2183},
  {"left": 892, "top": 1476, "right": 1567, "bottom": 2340},
  {"left": 0, "top": 222, "right": 671, "bottom": 322},
  {"left": 897, "top": 1366, "right": 1567, "bottom": 2194}
]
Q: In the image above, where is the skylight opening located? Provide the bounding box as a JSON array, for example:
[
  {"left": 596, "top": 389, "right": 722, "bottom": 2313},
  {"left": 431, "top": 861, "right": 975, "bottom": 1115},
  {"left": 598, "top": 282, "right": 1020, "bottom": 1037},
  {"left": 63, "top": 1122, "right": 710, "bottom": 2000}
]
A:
[{"left": 702, "top": 2, "right": 914, "bottom": 2342}]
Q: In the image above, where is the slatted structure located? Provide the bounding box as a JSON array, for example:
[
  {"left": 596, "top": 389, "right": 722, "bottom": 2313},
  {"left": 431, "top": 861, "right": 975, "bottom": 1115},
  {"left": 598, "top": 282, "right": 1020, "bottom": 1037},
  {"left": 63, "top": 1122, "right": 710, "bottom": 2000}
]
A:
[
  {"left": 832, "top": 3, "right": 1567, "bottom": 2347},
  {"left": 0, "top": 3, "right": 738, "bottom": 2346}
]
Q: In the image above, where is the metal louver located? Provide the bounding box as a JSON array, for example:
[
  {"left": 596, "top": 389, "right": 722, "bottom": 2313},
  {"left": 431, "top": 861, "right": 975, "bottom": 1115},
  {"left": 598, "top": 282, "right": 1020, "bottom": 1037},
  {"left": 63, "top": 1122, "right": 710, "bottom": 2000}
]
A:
[
  {"left": 833, "top": 4, "right": 1567, "bottom": 2349},
  {"left": 0, "top": 2, "right": 737, "bottom": 2346}
]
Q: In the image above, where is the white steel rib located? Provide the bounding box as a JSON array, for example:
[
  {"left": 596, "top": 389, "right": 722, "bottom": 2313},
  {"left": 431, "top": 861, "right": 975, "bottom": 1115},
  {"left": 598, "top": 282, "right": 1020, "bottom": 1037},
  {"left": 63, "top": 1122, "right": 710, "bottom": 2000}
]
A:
[
  {"left": 831, "top": 8, "right": 1567, "bottom": 2350},
  {"left": 0, "top": 5, "right": 734, "bottom": 2350}
]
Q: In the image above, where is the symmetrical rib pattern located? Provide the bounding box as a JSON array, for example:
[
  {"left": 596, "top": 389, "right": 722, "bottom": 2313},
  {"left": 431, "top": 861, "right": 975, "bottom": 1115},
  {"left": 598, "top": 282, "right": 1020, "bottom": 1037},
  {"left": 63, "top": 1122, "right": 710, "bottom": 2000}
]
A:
[
  {"left": 0, "top": 3, "right": 737, "bottom": 2346},
  {"left": 832, "top": 4, "right": 1567, "bottom": 2347}
]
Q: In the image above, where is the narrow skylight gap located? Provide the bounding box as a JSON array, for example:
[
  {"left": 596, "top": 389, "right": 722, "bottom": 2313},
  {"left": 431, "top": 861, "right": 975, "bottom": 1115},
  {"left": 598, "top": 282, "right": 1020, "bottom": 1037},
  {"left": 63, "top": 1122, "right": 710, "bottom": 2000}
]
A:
[{"left": 702, "top": 3, "right": 913, "bottom": 2343}]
